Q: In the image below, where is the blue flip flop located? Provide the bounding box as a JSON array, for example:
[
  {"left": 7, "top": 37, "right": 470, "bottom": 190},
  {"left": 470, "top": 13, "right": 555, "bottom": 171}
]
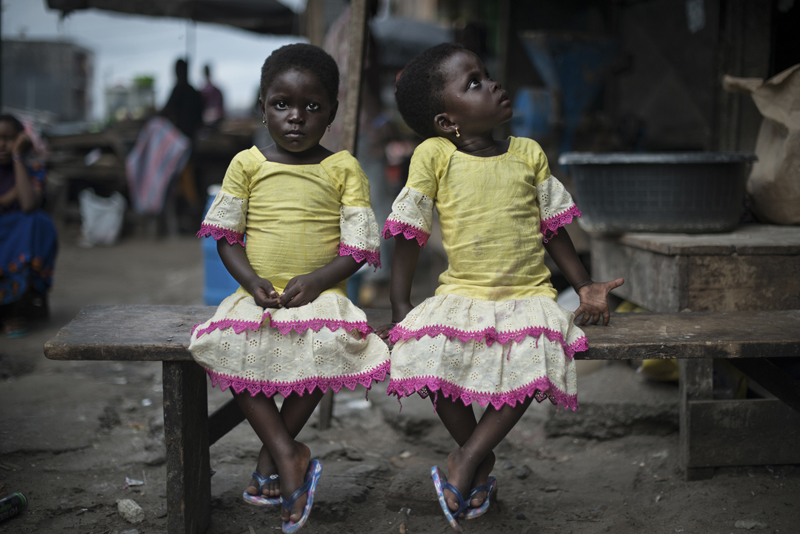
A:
[
  {"left": 464, "top": 476, "right": 497, "bottom": 520},
  {"left": 431, "top": 466, "right": 469, "bottom": 533},
  {"left": 281, "top": 459, "right": 323, "bottom": 533},
  {"left": 242, "top": 472, "right": 281, "bottom": 508}
]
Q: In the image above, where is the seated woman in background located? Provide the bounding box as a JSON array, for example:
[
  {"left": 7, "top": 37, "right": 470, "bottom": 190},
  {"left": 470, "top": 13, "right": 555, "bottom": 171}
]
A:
[{"left": 0, "top": 114, "right": 58, "bottom": 337}]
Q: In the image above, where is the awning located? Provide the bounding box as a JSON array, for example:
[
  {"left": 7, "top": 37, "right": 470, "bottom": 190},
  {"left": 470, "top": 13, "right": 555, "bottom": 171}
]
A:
[{"left": 46, "top": 0, "right": 300, "bottom": 35}]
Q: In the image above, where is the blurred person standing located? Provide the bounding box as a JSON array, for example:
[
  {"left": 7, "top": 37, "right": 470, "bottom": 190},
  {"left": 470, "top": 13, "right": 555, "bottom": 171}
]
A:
[
  {"left": 161, "top": 58, "right": 204, "bottom": 212},
  {"left": 201, "top": 64, "right": 225, "bottom": 126}
]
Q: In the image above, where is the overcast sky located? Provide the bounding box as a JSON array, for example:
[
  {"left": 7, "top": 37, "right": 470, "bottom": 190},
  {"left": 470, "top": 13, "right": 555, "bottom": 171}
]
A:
[{"left": 2, "top": 0, "right": 304, "bottom": 120}]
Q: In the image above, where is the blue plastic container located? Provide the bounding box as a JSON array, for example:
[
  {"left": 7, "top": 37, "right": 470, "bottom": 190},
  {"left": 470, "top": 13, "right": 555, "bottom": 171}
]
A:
[{"left": 203, "top": 185, "right": 241, "bottom": 305}]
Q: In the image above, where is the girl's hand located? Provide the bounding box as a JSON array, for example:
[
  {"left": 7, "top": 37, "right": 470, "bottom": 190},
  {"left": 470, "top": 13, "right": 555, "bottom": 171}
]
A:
[
  {"left": 12, "top": 132, "right": 32, "bottom": 158},
  {"left": 574, "top": 278, "right": 625, "bottom": 326},
  {"left": 249, "top": 278, "right": 281, "bottom": 308},
  {"left": 280, "top": 273, "right": 323, "bottom": 308}
]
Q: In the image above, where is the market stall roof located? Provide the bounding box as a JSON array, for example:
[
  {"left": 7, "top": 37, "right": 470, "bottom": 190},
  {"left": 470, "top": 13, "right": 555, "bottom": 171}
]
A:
[{"left": 45, "top": 0, "right": 299, "bottom": 35}]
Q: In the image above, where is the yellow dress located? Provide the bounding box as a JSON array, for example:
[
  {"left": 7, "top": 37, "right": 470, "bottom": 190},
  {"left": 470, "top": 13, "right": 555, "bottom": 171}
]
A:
[
  {"left": 189, "top": 147, "right": 389, "bottom": 397},
  {"left": 383, "top": 137, "right": 584, "bottom": 410}
]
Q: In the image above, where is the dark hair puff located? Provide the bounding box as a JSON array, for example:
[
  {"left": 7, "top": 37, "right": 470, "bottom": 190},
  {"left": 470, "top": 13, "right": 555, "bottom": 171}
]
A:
[
  {"left": 260, "top": 43, "right": 340, "bottom": 105},
  {"left": 395, "top": 43, "right": 464, "bottom": 139},
  {"left": 0, "top": 114, "right": 24, "bottom": 134}
]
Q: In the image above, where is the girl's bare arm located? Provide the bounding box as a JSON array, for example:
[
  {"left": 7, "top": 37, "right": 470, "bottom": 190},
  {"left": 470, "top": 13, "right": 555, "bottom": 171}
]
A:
[
  {"left": 217, "top": 240, "right": 281, "bottom": 308},
  {"left": 543, "top": 229, "right": 624, "bottom": 326}
]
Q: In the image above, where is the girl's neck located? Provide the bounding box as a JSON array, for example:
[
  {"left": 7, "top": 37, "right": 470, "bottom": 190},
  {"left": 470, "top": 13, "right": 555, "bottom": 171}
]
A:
[
  {"left": 452, "top": 133, "right": 509, "bottom": 158},
  {"left": 260, "top": 143, "right": 334, "bottom": 165}
]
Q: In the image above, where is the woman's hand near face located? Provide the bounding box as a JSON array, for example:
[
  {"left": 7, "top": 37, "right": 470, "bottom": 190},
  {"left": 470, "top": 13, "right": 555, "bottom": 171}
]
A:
[{"left": 11, "top": 132, "right": 32, "bottom": 158}]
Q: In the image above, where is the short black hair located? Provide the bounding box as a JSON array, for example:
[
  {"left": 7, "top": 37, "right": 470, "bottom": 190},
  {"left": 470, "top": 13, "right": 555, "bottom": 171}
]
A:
[
  {"left": 395, "top": 43, "right": 464, "bottom": 139},
  {"left": 0, "top": 114, "right": 24, "bottom": 133},
  {"left": 259, "top": 43, "right": 340, "bottom": 106}
]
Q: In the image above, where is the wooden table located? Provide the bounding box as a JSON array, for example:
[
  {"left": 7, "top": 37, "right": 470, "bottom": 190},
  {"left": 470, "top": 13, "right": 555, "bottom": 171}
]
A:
[{"left": 591, "top": 224, "right": 800, "bottom": 479}]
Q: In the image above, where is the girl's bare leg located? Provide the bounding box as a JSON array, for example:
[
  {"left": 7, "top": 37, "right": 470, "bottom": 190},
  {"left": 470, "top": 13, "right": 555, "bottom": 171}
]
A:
[
  {"left": 430, "top": 396, "right": 496, "bottom": 508},
  {"left": 435, "top": 396, "right": 534, "bottom": 513},
  {"left": 244, "top": 390, "right": 325, "bottom": 499},
  {"left": 234, "top": 390, "right": 325, "bottom": 522}
]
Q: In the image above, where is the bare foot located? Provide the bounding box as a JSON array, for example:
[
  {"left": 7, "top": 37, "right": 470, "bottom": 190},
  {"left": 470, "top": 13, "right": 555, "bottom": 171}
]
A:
[
  {"left": 444, "top": 449, "right": 481, "bottom": 515},
  {"left": 468, "top": 451, "right": 495, "bottom": 508},
  {"left": 276, "top": 442, "right": 312, "bottom": 523},
  {"left": 246, "top": 445, "right": 280, "bottom": 498}
]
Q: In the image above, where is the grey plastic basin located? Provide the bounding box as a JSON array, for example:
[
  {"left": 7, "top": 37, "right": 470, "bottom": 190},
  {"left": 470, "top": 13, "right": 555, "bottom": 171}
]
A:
[{"left": 558, "top": 152, "right": 757, "bottom": 234}]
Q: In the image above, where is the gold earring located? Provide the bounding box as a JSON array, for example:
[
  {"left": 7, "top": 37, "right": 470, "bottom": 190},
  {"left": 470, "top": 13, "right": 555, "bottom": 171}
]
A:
[
  {"left": 455, "top": 127, "right": 460, "bottom": 138},
  {"left": 262, "top": 119, "right": 267, "bottom": 130},
  {"left": 327, "top": 124, "right": 331, "bottom": 132}
]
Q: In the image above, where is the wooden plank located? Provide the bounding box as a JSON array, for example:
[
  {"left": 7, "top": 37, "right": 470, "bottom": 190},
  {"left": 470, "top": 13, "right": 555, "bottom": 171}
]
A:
[
  {"left": 685, "top": 398, "right": 800, "bottom": 467},
  {"left": 44, "top": 305, "right": 211, "bottom": 361},
  {"left": 44, "top": 306, "right": 800, "bottom": 362},
  {"left": 339, "top": 0, "right": 368, "bottom": 156},
  {"left": 163, "top": 361, "right": 211, "bottom": 534},
  {"left": 616, "top": 225, "right": 800, "bottom": 256},
  {"left": 728, "top": 358, "right": 800, "bottom": 413},
  {"left": 683, "top": 254, "right": 800, "bottom": 312},
  {"left": 591, "top": 237, "right": 681, "bottom": 312},
  {"left": 208, "top": 398, "right": 245, "bottom": 446},
  {"left": 592, "top": 231, "right": 800, "bottom": 313}
]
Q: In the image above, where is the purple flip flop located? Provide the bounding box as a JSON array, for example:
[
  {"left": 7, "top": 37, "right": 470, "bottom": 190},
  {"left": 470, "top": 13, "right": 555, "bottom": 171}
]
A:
[
  {"left": 281, "top": 459, "right": 323, "bottom": 533},
  {"left": 431, "top": 465, "right": 471, "bottom": 532},
  {"left": 464, "top": 476, "right": 497, "bottom": 520},
  {"left": 242, "top": 472, "right": 281, "bottom": 508}
]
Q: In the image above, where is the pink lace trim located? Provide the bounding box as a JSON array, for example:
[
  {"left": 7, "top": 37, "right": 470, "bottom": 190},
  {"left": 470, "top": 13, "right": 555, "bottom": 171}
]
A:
[
  {"left": 338, "top": 243, "right": 382, "bottom": 269},
  {"left": 192, "top": 312, "right": 374, "bottom": 339},
  {"left": 205, "top": 361, "right": 390, "bottom": 397},
  {"left": 197, "top": 223, "right": 245, "bottom": 246},
  {"left": 540, "top": 205, "right": 582, "bottom": 243},
  {"left": 387, "top": 375, "right": 578, "bottom": 411},
  {"left": 382, "top": 219, "right": 430, "bottom": 247},
  {"left": 389, "top": 324, "right": 588, "bottom": 360}
]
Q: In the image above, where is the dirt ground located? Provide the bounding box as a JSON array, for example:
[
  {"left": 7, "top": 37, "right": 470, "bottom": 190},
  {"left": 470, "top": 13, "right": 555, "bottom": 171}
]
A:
[{"left": 1, "top": 233, "right": 798, "bottom": 534}]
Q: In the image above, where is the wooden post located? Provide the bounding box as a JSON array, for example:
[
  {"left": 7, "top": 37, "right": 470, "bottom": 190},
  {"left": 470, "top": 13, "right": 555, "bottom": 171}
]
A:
[
  {"left": 679, "top": 359, "right": 714, "bottom": 481},
  {"left": 318, "top": 0, "right": 368, "bottom": 430},
  {"left": 340, "top": 0, "right": 369, "bottom": 156},
  {"left": 163, "top": 361, "right": 211, "bottom": 534}
]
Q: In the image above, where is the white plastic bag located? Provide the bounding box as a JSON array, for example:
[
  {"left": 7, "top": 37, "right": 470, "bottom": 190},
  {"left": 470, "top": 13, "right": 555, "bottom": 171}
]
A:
[{"left": 78, "top": 188, "right": 126, "bottom": 246}]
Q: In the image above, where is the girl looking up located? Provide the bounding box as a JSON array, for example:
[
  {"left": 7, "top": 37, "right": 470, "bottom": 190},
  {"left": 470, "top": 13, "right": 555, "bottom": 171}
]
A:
[
  {"left": 189, "top": 44, "right": 389, "bottom": 533},
  {"left": 381, "top": 44, "right": 623, "bottom": 531}
]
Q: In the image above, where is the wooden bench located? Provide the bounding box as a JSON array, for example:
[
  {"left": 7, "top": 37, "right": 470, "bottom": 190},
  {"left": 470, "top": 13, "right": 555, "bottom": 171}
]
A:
[{"left": 44, "top": 305, "right": 800, "bottom": 534}]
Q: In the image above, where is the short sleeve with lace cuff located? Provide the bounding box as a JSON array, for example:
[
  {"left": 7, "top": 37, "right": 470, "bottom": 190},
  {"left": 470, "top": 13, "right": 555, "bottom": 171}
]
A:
[
  {"left": 326, "top": 152, "right": 382, "bottom": 268},
  {"left": 536, "top": 176, "right": 581, "bottom": 242},
  {"left": 507, "top": 137, "right": 581, "bottom": 242},
  {"left": 382, "top": 137, "right": 453, "bottom": 247},
  {"left": 196, "top": 148, "right": 254, "bottom": 246}
]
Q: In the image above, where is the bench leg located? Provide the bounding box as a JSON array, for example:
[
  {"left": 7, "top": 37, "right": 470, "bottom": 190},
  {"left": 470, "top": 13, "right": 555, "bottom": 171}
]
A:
[
  {"left": 679, "top": 359, "right": 714, "bottom": 481},
  {"left": 318, "top": 389, "right": 334, "bottom": 430},
  {"left": 163, "top": 361, "right": 211, "bottom": 534}
]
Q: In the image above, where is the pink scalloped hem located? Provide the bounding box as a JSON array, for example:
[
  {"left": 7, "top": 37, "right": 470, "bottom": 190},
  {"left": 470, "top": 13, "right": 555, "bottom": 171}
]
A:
[
  {"left": 197, "top": 223, "right": 245, "bottom": 246},
  {"left": 205, "top": 361, "right": 390, "bottom": 397},
  {"left": 382, "top": 219, "right": 430, "bottom": 247},
  {"left": 338, "top": 243, "right": 381, "bottom": 269},
  {"left": 192, "top": 312, "right": 374, "bottom": 339},
  {"left": 387, "top": 375, "right": 578, "bottom": 411},
  {"left": 540, "top": 205, "right": 582, "bottom": 243},
  {"left": 389, "top": 324, "right": 587, "bottom": 360}
]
